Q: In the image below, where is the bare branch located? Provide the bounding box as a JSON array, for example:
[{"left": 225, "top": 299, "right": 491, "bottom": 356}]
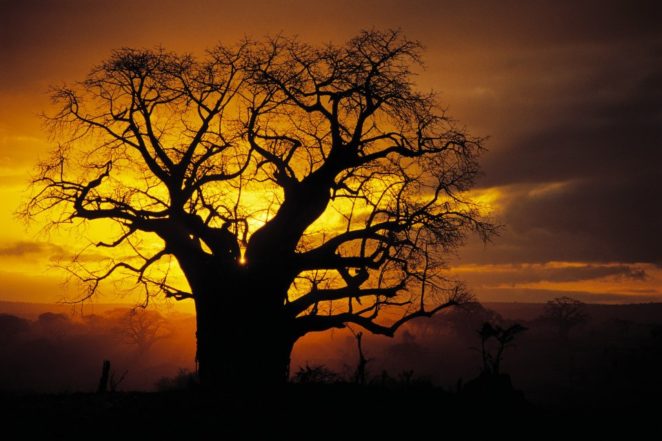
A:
[{"left": 23, "top": 32, "right": 494, "bottom": 370}]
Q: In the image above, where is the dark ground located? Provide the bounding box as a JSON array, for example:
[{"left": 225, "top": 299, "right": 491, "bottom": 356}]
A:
[
  {"left": 3, "top": 301, "right": 662, "bottom": 436},
  {"left": 1, "top": 381, "right": 658, "bottom": 438}
]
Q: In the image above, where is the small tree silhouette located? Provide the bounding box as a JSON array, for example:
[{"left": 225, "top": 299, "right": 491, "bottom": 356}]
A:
[
  {"left": 110, "top": 368, "right": 128, "bottom": 392},
  {"left": 349, "top": 329, "right": 372, "bottom": 385},
  {"left": 478, "top": 322, "right": 527, "bottom": 375},
  {"left": 96, "top": 359, "right": 111, "bottom": 394},
  {"left": 540, "top": 297, "right": 589, "bottom": 339},
  {"left": 120, "top": 308, "right": 171, "bottom": 356}
]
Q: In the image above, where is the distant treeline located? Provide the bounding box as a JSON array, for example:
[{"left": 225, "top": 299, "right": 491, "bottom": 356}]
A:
[
  {"left": 0, "top": 308, "right": 196, "bottom": 392},
  {"left": 2, "top": 301, "right": 662, "bottom": 412}
]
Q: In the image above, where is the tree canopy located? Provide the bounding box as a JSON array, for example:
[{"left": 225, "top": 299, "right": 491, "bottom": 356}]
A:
[{"left": 24, "top": 30, "right": 494, "bottom": 344}]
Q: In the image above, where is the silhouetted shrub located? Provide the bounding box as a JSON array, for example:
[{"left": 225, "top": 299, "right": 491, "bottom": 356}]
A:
[
  {"left": 154, "top": 369, "right": 198, "bottom": 391},
  {"left": 292, "top": 364, "right": 342, "bottom": 384}
]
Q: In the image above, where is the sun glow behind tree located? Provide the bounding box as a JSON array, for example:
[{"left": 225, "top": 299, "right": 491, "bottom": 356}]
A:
[{"left": 22, "top": 30, "right": 494, "bottom": 389}]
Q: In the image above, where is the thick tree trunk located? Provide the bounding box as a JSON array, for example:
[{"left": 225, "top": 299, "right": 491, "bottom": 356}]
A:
[{"left": 193, "top": 277, "right": 295, "bottom": 393}]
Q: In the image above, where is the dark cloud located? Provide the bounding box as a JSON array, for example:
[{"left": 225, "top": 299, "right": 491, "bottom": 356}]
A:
[
  {"left": 2, "top": 0, "right": 660, "bottom": 90},
  {"left": 464, "top": 42, "right": 662, "bottom": 265},
  {"left": 502, "top": 178, "right": 661, "bottom": 264},
  {"left": 479, "top": 61, "right": 662, "bottom": 187},
  {"left": 462, "top": 176, "right": 661, "bottom": 265},
  {"left": 478, "top": 287, "right": 661, "bottom": 304},
  {"left": 0, "top": 241, "right": 64, "bottom": 257},
  {"left": 0, "top": 241, "right": 109, "bottom": 265},
  {"left": 455, "top": 263, "right": 649, "bottom": 287}
]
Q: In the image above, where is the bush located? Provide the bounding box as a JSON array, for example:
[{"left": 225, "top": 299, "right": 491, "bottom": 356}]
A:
[
  {"left": 154, "top": 369, "right": 198, "bottom": 391},
  {"left": 292, "top": 364, "right": 342, "bottom": 384}
]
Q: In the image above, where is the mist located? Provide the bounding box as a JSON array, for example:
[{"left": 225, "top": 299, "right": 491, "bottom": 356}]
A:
[{"left": 3, "top": 301, "right": 662, "bottom": 413}]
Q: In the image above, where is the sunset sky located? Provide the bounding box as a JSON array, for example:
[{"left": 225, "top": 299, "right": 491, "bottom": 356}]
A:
[{"left": 0, "top": 0, "right": 660, "bottom": 307}]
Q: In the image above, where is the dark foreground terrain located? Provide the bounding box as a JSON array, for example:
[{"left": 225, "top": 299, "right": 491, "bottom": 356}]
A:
[
  {"left": 3, "top": 387, "right": 522, "bottom": 437},
  {"left": 3, "top": 301, "right": 662, "bottom": 435},
  {"left": 1, "top": 380, "right": 658, "bottom": 438}
]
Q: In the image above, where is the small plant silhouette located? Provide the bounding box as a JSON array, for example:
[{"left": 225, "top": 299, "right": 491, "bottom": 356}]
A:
[
  {"left": 293, "top": 365, "right": 341, "bottom": 384},
  {"left": 350, "top": 330, "right": 372, "bottom": 385},
  {"left": 477, "top": 322, "right": 527, "bottom": 375}
]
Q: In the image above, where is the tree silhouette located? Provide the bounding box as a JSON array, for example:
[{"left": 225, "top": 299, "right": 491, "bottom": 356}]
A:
[
  {"left": 349, "top": 329, "right": 371, "bottom": 385},
  {"left": 23, "top": 30, "right": 494, "bottom": 390},
  {"left": 540, "top": 297, "right": 589, "bottom": 339},
  {"left": 117, "top": 308, "right": 170, "bottom": 356},
  {"left": 477, "top": 322, "right": 527, "bottom": 376}
]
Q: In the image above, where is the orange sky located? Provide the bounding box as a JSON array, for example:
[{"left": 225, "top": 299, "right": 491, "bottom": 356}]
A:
[{"left": 0, "top": 0, "right": 660, "bottom": 307}]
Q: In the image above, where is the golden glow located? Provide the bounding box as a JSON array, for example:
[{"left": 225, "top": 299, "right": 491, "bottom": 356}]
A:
[
  {"left": 461, "top": 187, "right": 503, "bottom": 217},
  {"left": 0, "top": 5, "right": 658, "bottom": 308}
]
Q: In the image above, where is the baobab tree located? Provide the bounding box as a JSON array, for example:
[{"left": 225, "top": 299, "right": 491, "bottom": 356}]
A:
[
  {"left": 24, "top": 30, "right": 494, "bottom": 390},
  {"left": 540, "top": 297, "right": 589, "bottom": 339},
  {"left": 117, "top": 308, "right": 171, "bottom": 356}
]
